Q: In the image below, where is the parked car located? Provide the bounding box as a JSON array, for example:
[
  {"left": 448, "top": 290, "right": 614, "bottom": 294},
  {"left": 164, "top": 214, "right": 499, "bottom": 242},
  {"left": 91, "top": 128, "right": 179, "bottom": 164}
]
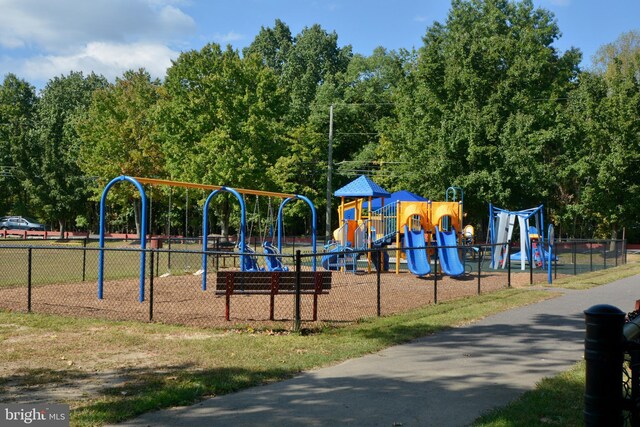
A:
[{"left": 0, "top": 216, "right": 46, "bottom": 231}]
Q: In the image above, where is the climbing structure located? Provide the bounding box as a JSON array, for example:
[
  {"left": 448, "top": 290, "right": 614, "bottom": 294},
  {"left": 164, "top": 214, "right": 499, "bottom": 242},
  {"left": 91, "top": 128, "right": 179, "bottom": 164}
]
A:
[{"left": 332, "top": 176, "right": 464, "bottom": 274}]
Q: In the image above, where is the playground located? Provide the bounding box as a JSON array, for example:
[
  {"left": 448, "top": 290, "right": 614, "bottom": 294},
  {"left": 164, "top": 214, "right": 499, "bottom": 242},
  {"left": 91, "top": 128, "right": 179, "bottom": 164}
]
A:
[{"left": 0, "top": 174, "right": 627, "bottom": 329}]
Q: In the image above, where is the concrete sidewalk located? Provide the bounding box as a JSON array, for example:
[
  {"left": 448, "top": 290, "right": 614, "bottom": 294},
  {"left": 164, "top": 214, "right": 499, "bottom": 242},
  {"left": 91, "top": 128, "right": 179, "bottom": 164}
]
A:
[{"left": 116, "top": 276, "right": 640, "bottom": 427}]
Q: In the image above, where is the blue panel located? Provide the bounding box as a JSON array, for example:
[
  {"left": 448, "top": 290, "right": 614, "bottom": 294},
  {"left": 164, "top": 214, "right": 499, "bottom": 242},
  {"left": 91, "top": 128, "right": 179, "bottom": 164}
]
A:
[{"left": 344, "top": 208, "right": 355, "bottom": 220}]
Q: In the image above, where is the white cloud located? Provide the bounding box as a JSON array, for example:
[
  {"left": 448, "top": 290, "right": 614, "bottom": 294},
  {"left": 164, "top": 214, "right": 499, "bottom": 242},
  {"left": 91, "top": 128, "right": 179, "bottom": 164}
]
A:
[
  {"left": 19, "top": 42, "right": 179, "bottom": 82},
  {"left": 0, "top": 0, "right": 195, "bottom": 52},
  {"left": 0, "top": 0, "right": 195, "bottom": 87}
]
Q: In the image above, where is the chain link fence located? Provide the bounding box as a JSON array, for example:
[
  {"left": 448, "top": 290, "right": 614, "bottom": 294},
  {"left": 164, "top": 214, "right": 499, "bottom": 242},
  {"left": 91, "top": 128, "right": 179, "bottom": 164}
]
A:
[{"left": 0, "top": 237, "right": 627, "bottom": 330}]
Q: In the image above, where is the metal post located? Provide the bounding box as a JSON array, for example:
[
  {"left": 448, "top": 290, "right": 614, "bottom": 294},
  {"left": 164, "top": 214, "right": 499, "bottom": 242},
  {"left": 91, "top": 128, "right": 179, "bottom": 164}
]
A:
[
  {"left": 149, "top": 249, "right": 154, "bottom": 322},
  {"left": 82, "top": 237, "right": 87, "bottom": 282},
  {"left": 529, "top": 241, "right": 533, "bottom": 285},
  {"left": 377, "top": 250, "right": 381, "bottom": 317},
  {"left": 604, "top": 242, "right": 607, "bottom": 270},
  {"left": 325, "top": 104, "right": 334, "bottom": 242},
  {"left": 590, "top": 241, "right": 593, "bottom": 272},
  {"left": 573, "top": 241, "right": 577, "bottom": 275},
  {"left": 27, "top": 248, "right": 32, "bottom": 313},
  {"left": 477, "top": 244, "right": 481, "bottom": 295},
  {"left": 615, "top": 240, "right": 618, "bottom": 267},
  {"left": 294, "top": 250, "right": 302, "bottom": 332},
  {"left": 583, "top": 304, "right": 625, "bottom": 426},
  {"left": 434, "top": 253, "right": 438, "bottom": 304},
  {"left": 507, "top": 242, "right": 511, "bottom": 288}
]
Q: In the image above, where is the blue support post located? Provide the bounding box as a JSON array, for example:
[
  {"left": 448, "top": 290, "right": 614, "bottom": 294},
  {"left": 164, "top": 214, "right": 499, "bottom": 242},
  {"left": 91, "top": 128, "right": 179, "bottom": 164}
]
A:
[
  {"left": 98, "top": 176, "right": 148, "bottom": 302},
  {"left": 277, "top": 195, "right": 317, "bottom": 271},
  {"left": 202, "top": 187, "right": 246, "bottom": 291}
]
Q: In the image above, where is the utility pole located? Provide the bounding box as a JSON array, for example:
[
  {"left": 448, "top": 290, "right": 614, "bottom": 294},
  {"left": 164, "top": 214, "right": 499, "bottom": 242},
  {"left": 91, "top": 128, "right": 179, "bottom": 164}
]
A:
[{"left": 325, "top": 104, "right": 334, "bottom": 242}]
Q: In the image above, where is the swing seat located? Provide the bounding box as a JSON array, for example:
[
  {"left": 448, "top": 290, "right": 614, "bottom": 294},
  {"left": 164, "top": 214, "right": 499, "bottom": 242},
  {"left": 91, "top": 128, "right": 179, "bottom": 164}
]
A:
[
  {"left": 263, "top": 241, "right": 289, "bottom": 272},
  {"left": 237, "top": 243, "right": 265, "bottom": 272}
]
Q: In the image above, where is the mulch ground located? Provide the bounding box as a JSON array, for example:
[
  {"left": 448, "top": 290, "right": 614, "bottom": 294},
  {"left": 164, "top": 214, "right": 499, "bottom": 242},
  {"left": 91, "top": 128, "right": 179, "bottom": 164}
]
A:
[{"left": 0, "top": 268, "right": 555, "bottom": 329}]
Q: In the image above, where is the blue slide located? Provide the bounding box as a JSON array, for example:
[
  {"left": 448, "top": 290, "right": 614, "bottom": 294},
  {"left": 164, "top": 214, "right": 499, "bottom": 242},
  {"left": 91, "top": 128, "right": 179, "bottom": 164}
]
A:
[
  {"left": 403, "top": 225, "right": 431, "bottom": 276},
  {"left": 435, "top": 226, "right": 465, "bottom": 276}
]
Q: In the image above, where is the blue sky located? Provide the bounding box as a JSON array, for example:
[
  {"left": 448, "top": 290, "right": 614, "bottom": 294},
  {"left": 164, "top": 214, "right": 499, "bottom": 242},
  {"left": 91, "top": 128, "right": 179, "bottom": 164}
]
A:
[{"left": 1, "top": 0, "right": 638, "bottom": 91}]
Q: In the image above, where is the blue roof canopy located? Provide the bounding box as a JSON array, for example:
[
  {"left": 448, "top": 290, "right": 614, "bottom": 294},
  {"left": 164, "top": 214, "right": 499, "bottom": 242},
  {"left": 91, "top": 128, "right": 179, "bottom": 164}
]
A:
[
  {"left": 334, "top": 175, "right": 391, "bottom": 198},
  {"left": 363, "top": 190, "right": 429, "bottom": 210}
]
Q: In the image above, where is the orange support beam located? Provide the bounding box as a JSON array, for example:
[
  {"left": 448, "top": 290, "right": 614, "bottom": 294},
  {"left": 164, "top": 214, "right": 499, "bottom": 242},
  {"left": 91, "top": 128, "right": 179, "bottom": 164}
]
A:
[{"left": 133, "top": 177, "right": 295, "bottom": 199}]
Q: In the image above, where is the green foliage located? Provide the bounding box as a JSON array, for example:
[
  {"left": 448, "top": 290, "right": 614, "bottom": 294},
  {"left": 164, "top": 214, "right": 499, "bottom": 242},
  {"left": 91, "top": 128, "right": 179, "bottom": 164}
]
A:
[
  {"left": 75, "top": 215, "right": 89, "bottom": 231},
  {"left": 31, "top": 71, "right": 108, "bottom": 234},
  {"left": 378, "top": 0, "right": 580, "bottom": 227},
  {"left": 157, "top": 44, "right": 289, "bottom": 234},
  {"left": 0, "top": 74, "right": 38, "bottom": 216},
  {"left": 77, "top": 69, "right": 164, "bottom": 185},
  {"left": 2, "top": 4, "right": 640, "bottom": 239}
]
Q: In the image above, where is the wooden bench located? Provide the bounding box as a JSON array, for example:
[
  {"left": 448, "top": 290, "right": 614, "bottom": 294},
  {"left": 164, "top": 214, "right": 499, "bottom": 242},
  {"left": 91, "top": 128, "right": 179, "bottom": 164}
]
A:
[{"left": 215, "top": 271, "right": 332, "bottom": 321}]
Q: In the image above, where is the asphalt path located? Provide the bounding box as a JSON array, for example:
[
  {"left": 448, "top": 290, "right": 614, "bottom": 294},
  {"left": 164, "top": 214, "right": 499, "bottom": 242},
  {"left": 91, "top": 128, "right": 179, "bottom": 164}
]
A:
[{"left": 114, "top": 275, "right": 640, "bottom": 426}]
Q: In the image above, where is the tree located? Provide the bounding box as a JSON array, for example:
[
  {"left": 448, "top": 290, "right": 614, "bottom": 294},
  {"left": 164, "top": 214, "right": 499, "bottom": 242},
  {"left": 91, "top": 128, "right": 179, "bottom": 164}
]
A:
[
  {"left": 242, "top": 19, "right": 293, "bottom": 76},
  {"left": 158, "top": 44, "right": 288, "bottom": 235},
  {"left": 0, "top": 74, "right": 38, "bottom": 217},
  {"left": 76, "top": 69, "right": 165, "bottom": 235},
  {"left": 378, "top": 0, "right": 580, "bottom": 228},
  {"left": 560, "top": 55, "right": 640, "bottom": 238},
  {"left": 592, "top": 30, "right": 640, "bottom": 81},
  {"left": 282, "top": 24, "right": 352, "bottom": 125},
  {"left": 32, "top": 72, "right": 108, "bottom": 236}
]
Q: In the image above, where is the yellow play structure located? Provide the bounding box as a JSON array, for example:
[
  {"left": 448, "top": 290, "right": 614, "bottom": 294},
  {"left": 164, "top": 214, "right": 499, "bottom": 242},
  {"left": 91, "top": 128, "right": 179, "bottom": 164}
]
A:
[{"left": 331, "top": 176, "right": 465, "bottom": 273}]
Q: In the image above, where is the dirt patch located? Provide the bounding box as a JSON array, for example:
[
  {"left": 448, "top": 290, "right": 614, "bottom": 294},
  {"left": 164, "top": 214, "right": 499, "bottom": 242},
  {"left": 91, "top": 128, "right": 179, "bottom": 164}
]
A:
[{"left": 0, "top": 268, "right": 555, "bottom": 329}]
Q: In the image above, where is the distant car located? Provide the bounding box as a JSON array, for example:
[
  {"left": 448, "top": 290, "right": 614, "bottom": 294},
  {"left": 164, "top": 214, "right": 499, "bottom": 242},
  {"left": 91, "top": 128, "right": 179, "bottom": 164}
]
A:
[{"left": 0, "top": 216, "right": 46, "bottom": 231}]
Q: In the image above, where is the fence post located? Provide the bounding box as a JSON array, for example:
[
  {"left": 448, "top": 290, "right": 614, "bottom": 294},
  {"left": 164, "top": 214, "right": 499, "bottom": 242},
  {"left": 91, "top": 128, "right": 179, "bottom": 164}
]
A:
[
  {"left": 583, "top": 304, "right": 625, "bottom": 426},
  {"left": 477, "top": 244, "right": 481, "bottom": 295},
  {"left": 529, "top": 241, "right": 534, "bottom": 285},
  {"left": 82, "top": 237, "right": 87, "bottom": 282},
  {"left": 27, "top": 247, "right": 32, "bottom": 313},
  {"left": 433, "top": 252, "right": 438, "bottom": 304},
  {"left": 149, "top": 249, "right": 155, "bottom": 322},
  {"left": 573, "top": 241, "right": 577, "bottom": 275},
  {"left": 167, "top": 237, "right": 172, "bottom": 269},
  {"left": 377, "top": 250, "right": 381, "bottom": 317},
  {"left": 615, "top": 240, "right": 618, "bottom": 267},
  {"left": 507, "top": 241, "right": 511, "bottom": 288},
  {"left": 294, "top": 250, "right": 301, "bottom": 332},
  {"left": 590, "top": 241, "right": 593, "bottom": 272},
  {"left": 604, "top": 242, "right": 607, "bottom": 270}
]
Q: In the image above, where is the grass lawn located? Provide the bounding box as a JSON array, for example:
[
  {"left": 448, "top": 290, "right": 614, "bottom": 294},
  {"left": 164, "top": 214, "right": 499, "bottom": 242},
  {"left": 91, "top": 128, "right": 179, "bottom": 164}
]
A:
[
  {"left": 0, "top": 240, "right": 207, "bottom": 288},
  {"left": 1, "top": 251, "right": 638, "bottom": 426},
  {"left": 2, "top": 288, "right": 556, "bottom": 426}
]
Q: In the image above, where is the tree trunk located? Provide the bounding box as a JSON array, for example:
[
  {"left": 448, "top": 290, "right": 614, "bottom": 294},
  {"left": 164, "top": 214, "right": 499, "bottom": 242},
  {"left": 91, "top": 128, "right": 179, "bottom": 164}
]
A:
[
  {"left": 610, "top": 228, "right": 617, "bottom": 252},
  {"left": 133, "top": 199, "right": 141, "bottom": 238},
  {"left": 58, "top": 218, "right": 65, "bottom": 240},
  {"left": 221, "top": 198, "right": 230, "bottom": 238}
]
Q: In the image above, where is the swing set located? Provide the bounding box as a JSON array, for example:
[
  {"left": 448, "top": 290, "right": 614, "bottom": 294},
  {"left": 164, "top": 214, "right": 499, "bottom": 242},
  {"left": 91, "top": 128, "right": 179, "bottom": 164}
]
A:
[{"left": 97, "top": 176, "right": 318, "bottom": 302}]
